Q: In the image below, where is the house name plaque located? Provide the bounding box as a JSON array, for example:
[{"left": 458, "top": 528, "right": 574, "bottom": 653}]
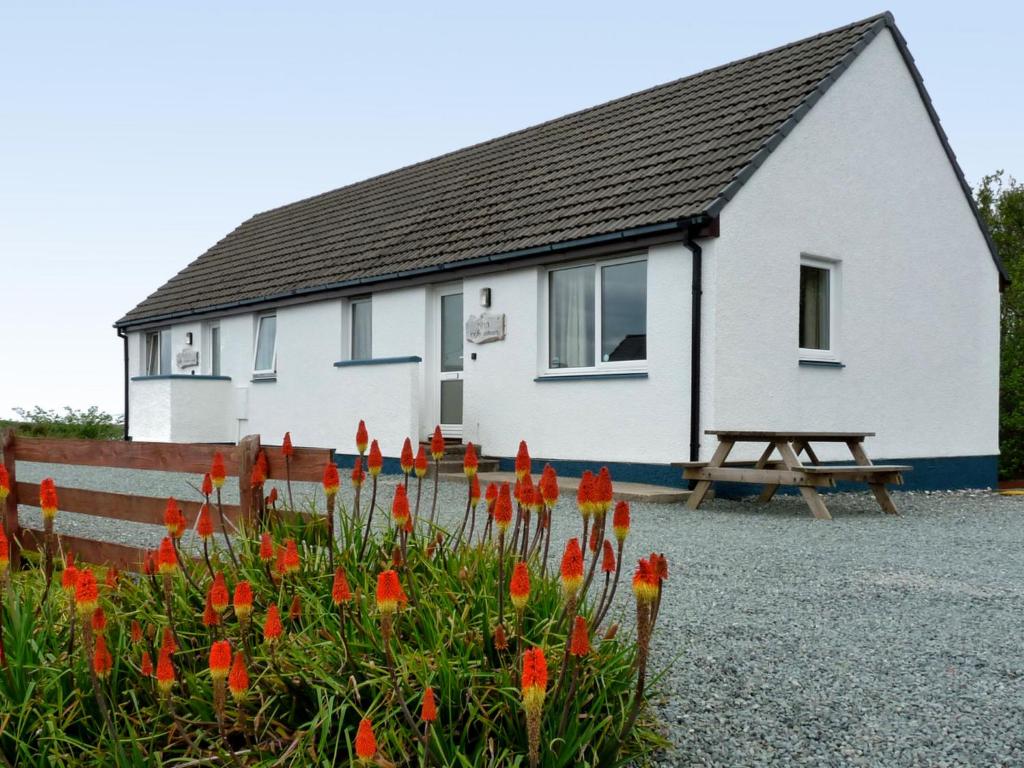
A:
[
  {"left": 466, "top": 313, "right": 506, "bottom": 344},
  {"left": 176, "top": 349, "right": 200, "bottom": 369}
]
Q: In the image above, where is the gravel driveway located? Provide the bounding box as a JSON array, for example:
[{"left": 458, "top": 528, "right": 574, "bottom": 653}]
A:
[{"left": 15, "top": 462, "right": 1024, "bottom": 766}]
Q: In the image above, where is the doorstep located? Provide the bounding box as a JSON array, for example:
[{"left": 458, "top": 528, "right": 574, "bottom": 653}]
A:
[{"left": 435, "top": 470, "right": 694, "bottom": 505}]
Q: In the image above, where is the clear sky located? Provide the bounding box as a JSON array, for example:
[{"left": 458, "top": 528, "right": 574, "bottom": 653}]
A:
[{"left": 1, "top": 1, "right": 1020, "bottom": 419}]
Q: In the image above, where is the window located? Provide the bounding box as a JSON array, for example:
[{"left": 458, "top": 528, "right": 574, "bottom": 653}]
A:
[
  {"left": 548, "top": 256, "right": 647, "bottom": 371},
  {"left": 144, "top": 328, "right": 171, "bottom": 375},
  {"left": 253, "top": 314, "right": 277, "bottom": 376},
  {"left": 209, "top": 324, "right": 221, "bottom": 376},
  {"left": 799, "top": 257, "right": 838, "bottom": 360},
  {"left": 350, "top": 297, "right": 372, "bottom": 361}
]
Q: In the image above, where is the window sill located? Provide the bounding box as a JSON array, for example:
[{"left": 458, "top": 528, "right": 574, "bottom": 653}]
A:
[
  {"left": 334, "top": 356, "right": 422, "bottom": 368},
  {"left": 534, "top": 371, "right": 649, "bottom": 382},
  {"left": 799, "top": 359, "right": 845, "bottom": 368},
  {"left": 251, "top": 375, "right": 278, "bottom": 383},
  {"left": 131, "top": 374, "right": 231, "bottom": 381}
]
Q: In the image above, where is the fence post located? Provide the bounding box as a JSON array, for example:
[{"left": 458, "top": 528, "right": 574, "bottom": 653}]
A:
[
  {"left": 237, "top": 434, "right": 261, "bottom": 531},
  {"left": 2, "top": 428, "right": 20, "bottom": 570}
]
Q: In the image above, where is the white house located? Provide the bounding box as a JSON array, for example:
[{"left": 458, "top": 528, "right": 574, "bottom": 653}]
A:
[{"left": 115, "top": 13, "right": 1005, "bottom": 490}]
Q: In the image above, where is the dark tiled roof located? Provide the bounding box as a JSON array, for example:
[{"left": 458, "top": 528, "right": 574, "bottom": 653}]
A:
[{"left": 120, "top": 12, "right": 988, "bottom": 326}]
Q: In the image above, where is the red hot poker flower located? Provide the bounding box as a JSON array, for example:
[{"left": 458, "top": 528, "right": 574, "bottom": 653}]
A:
[
  {"left": 510, "top": 561, "right": 530, "bottom": 612},
  {"left": 515, "top": 441, "right": 531, "bottom": 480},
  {"left": 234, "top": 581, "right": 253, "bottom": 620},
  {"left": 156, "top": 645, "right": 175, "bottom": 693},
  {"left": 0, "top": 465, "right": 9, "bottom": 501},
  {"left": 264, "top": 604, "right": 283, "bottom": 644},
  {"left": 75, "top": 569, "right": 99, "bottom": 617},
  {"left": 197, "top": 503, "right": 214, "bottom": 540},
  {"left": 323, "top": 461, "right": 340, "bottom": 497},
  {"left": 595, "top": 467, "right": 614, "bottom": 516},
  {"left": 157, "top": 537, "right": 177, "bottom": 574},
  {"left": 201, "top": 472, "right": 213, "bottom": 497},
  {"left": 414, "top": 446, "right": 428, "bottom": 478},
  {"left": 576, "top": 471, "right": 596, "bottom": 519},
  {"left": 259, "top": 532, "right": 274, "bottom": 563},
  {"left": 351, "top": 456, "right": 365, "bottom": 487},
  {"left": 282, "top": 539, "right": 300, "bottom": 575},
  {"left": 570, "top": 615, "right": 590, "bottom": 657},
  {"left": 332, "top": 567, "right": 352, "bottom": 605},
  {"left": 256, "top": 450, "right": 269, "bottom": 477},
  {"left": 203, "top": 593, "right": 221, "bottom": 627},
  {"left": 422, "top": 686, "right": 438, "bottom": 722},
  {"left": 470, "top": 474, "right": 481, "bottom": 504},
  {"left": 210, "top": 452, "right": 226, "bottom": 488},
  {"left": 250, "top": 463, "right": 265, "bottom": 489},
  {"left": 91, "top": 606, "right": 107, "bottom": 634},
  {"left": 93, "top": 634, "right": 113, "bottom": 679},
  {"left": 164, "top": 498, "right": 182, "bottom": 538},
  {"left": 282, "top": 431, "right": 294, "bottom": 457},
  {"left": 162, "top": 627, "right": 177, "bottom": 654},
  {"left": 39, "top": 478, "right": 58, "bottom": 521},
  {"left": 521, "top": 647, "right": 548, "bottom": 711},
  {"left": 367, "top": 440, "right": 383, "bottom": 477},
  {"left": 267, "top": 487, "right": 278, "bottom": 507},
  {"left": 430, "top": 426, "right": 445, "bottom": 460},
  {"left": 612, "top": 501, "right": 631, "bottom": 543},
  {"left": 228, "top": 651, "right": 249, "bottom": 702},
  {"left": 376, "top": 569, "right": 407, "bottom": 614},
  {"left": 632, "top": 558, "right": 659, "bottom": 604},
  {"left": 602, "top": 540, "right": 616, "bottom": 573},
  {"left": 464, "top": 442, "right": 478, "bottom": 477},
  {"left": 143, "top": 550, "right": 156, "bottom": 576},
  {"left": 391, "top": 485, "right": 410, "bottom": 527},
  {"left": 493, "top": 623, "right": 509, "bottom": 650},
  {"left": 560, "top": 538, "right": 584, "bottom": 598},
  {"left": 485, "top": 482, "right": 498, "bottom": 511},
  {"left": 652, "top": 552, "right": 669, "bottom": 582},
  {"left": 140, "top": 650, "right": 153, "bottom": 677},
  {"left": 540, "top": 464, "right": 559, "bottom": 507},
  {"left": 209, "top": 639, "right": 231, "bottom": 681},
  {"left": 494, "top": 483, "right": 513, "bottom": 532},
  {"left": 289, "top": 594, "right": 302, "bottom": 620},
  {"left": 589, "top": 524, "right": 601, "bottom": 553},
  {"left": 210, "top": 572, "right": 229, "bottom": 614},
  {"left": 0, "top": 529, "right": 7, "bottom": 576},
  {"left": 400, "top": 437, "right": 414, "bottom": 475},
  {"left": 355, "top": 718, "right": 377, "bottom": 761},
  {"left": 131, "top": 619, "right": 143, "bottom": 644},
  {"left": 355, "top": 420, "right": 369, "bottom": 454}
]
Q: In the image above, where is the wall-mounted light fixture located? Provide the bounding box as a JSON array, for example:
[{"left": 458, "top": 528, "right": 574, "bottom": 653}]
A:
[
  {"left": 185, "top": 332, "right": 193, "bottom": 346},
  {"left": 480, "top": 287, "right": 491, "bottom": 308}
]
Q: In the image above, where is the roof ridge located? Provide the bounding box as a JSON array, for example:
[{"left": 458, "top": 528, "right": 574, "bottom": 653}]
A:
[{"left": 246, "top": 12, "right": 892, "bottom": 222}]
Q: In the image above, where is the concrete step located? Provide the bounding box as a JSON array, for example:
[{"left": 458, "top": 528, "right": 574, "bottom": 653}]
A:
[
  {"left": 419, "top": 440, "right": 479, "bottom": 457},
  {"left": 432, "top": 457, "right": 500, "bottom": 475},
  {"left": 436, "top": 469, "right": 693, "bottom": 505}
]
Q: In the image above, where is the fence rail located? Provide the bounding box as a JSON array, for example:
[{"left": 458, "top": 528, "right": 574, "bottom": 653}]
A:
[{"left": 1, "top": 429, "right": 333, "bottom": 571}]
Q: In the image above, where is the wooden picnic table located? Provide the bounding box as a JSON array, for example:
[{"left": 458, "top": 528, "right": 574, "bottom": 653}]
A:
[{"left": 677, "top": 430, "right": 911, "bottom": 520}]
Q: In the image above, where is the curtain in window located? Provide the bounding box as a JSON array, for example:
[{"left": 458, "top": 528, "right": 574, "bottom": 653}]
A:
[
  {"left": 549, "top": 265, "right": 594, "bottom": 368},
  {"left": 254, "top": 316, "right": 277, "bottom": 371},
  {"left": 799, "top": 266, "right": 829, "bottom": 350},
  {"left": 351, "top": 300, "right": 372, "bottom": 360},
  {"left": 159, "top": 329, "right": 172, "bottom": 374},
  {"left": 145, "top": 334, "right": 159, "bottom": 375}
]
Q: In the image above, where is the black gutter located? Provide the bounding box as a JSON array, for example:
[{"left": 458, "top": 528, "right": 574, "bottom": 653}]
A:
[
  {"left": 116, "top": 327, "right": 130, "bottom": 440},
  {"left": 683, "top": 228, "right": 703, "bottom": 469}
]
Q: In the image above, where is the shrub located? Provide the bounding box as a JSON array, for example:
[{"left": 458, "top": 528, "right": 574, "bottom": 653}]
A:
[
  {"left": 0, "top": 435, "right": 667, "bottom": 766},
  {"left": 3, "top": 406, "right": 123, "bottom": 440}
]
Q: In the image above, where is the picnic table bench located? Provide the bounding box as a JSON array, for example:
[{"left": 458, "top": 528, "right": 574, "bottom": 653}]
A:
[{"left": 676, "top": 430, "right": 911, "bottom": 520}]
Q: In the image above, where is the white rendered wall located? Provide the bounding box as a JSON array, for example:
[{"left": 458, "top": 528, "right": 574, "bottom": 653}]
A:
[{"left": 706, "top": 28, "right": 1000, "bottom": 462}]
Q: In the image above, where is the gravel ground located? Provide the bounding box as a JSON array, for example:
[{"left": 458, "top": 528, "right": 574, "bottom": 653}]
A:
[{"left": 15, "top": 462, "right": 1024, "bottom": 766}]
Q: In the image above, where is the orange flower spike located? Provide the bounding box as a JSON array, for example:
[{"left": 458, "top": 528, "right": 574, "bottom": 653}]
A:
[
  {"left": 652, "top": 552, "right": 669, "bottom": 582},
  {"left": 576, "top": 471, "right": 595, "bottom": 519},
  {"left": 93, "top": 634, "right": 113, "bottom": 679},
  {"left": 521, "top": 646, "right": 548, "bottom": 711},
  {"left": 209, "top": 639, "right": 231, "bottom": 681},
  {"left": 157, "top": 537, "right": 178, "bottom": 574},
  {"left": 196, "top": 503, "right": 214, "bottom": 540},
  {"left": 283, "top": 539, "right": 300, "bottom": 575},
  {"left": 493, "top": 623, "right": 509, "bottom": 650},
  {"left": 203, "top": 593, "right": 221, "bottom": 627},
  {"left": 274, "top": 545, "right": 286, "bottom": 576},
  {"left": 263, "top": 604, "right": 283, "bottom": 644},
  {"left": 0, "top": 529, "right": 10, "bottom": 576},
  {"left": 355, "top": 420, "right": 369, "bottom": 455},
  {"left": 494, "top": 482, "right": 513, "bottom": 532},
  {"left": 210, "top": 452, "right": 226, "bottom": 489},
  {"left": 464, "top": 442, "right": 478, "bottom": 477},
  {"left": 632, "top": 558, "right": 659, "bottom": 604},
  {"left": 201, "top": 472, "right": 213, "bottom": 497},
  {"left": 143, "top": 550, "right": 156, "bottom": 576},
  {"left": 470, "top": 474, "right": 481, "bottom": 505},
  {"left": 414, "top": 446, "right": 428, "bottom": 478},
  {"left": 140, "top": 650, "right": 153, "bottom": 677},
  {"left": 601, "top": 540, "right": 616, "bottom": 573},
  {"left": 430, "top": 425, "right": 445, "bottom": 460},
  {"left": 39, "top": 478, "right": 58, "bottom": 521},
  {"left": 156, "top": 645, "right": 175, "bottom": 693},
  {"left": 289, "top": 594, "right": 302, "bottom": 620},
  {"left": 74, "top": 569, "right": 99, "bottom": 617},
  {"left": 400, "top": 437, "right": 414, "bottom": 475},
  {"left": 282, "top": 431, "right": 294, "bottom": 457},
  {"left": 233, "top": 581, "right": 253, "bottom": 620},
  {"left": 595, "top": 467, "right": 614, "bottom": 517},
  {"left": 332, "top": 567, "right": 352, "bottom": 605},
  {"left": 355, "top": 717, "right": 377, "bottom": 762},
  {"left": 375, "top": 569, "right": 406, "bottom": 614},
  {"left": 351, "top": 456, "right": 365, "bottom": 487},
  {"left": 559, "top": 538, "right": 584, "bottom": 599},
  {"left": 130, "top": 619, "right": 143, "bottom": 644},
  {"left": 267, "top": 486, "right": 278, "bottom": 507},
  {"left": 404, "top": 515, "right": 413, "bottom": 534},
  {"left": 515, "top": 440, "right": 531, "bottom": 480},
  {"left": 250, "top": 462, "right": 265, "bottom": 489},
  {"left": 588, "top": 524, "right": 601, "bottom": 553},
  {"left": 540, "top": 464, "right": 559, "bottom": 507},
  {"left": 163, "top": 497, "right": 180, "bottom": 537},
  {"left": 510, "top": 561, "right": 530, "bottom": 612},
  {"left": 612, "top": 500, "right": 631, "bottom": 543},
  {"left": 421, "top": 686, "right": 438, "bottom": 722},
  {"left": 485, "top": 482, "right": 498, "bottom": 512},
  {"left": 228, "top": 651, "right": 249, "bottom": 703},
  {"left": 259, "top": 532, "right": 274, "bottom": 563},
  {"left": 162, "top": 626, "right": 177, "bottom": 654},
  {"left": 256, "top": 449, "right": 269, "bottom": 477},
  {"left": 367, "top": 440, "right": 383, "bottom": 477},
  {"left": 391, "top": 485, "right": 410, "bottom": 528},
  {"left": 0, "top": 465, "right": 9, "bottom": 501},
  {"left": 322, "top": 461, "right": 340, "bottom": 497},
  {"left": 570, "top": 615, "right": 590, "bottom": 657},
  {"left": 91, "top": 606, "right": 107, "bottom": 634},
  {"left": 210, "top": 572, "right": 229, "bottom": 614},
  {"left": 106, "top": 565, "right": 120, "bottom": 589}
]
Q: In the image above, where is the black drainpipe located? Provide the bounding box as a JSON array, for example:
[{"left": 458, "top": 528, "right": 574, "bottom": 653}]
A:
[
  {"left": 683, "top": 229, "right": 703, "bottom": 470},
  {"left": 117, "top": 327, "right": 130, "bottom": 440}
]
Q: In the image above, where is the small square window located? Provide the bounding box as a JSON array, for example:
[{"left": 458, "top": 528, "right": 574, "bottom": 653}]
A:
[
  {"left": 350, "top": 297, "right": 372, "bottom": 361},
  {"left": 145, "top": 328, "right": 172, "bottom": 375},
  {"left": 253, "top": 314, "right": 277, "bottom": 375}
]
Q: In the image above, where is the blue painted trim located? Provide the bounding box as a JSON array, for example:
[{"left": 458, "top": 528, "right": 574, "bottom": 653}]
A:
[
  {"left": 334, "top": 452, "right": 405, "bottom": 475},
  {"left": 534, "top": 372, "right": 648, "bottom": 383},
  {"left": 799, "top": 359, "right": 845, "bottom": 368},
  {"left": 131, "top": 374, "right": 231, "bottom": 381},
  {"left": 498, "top": 456, "right": 684, "bottom": 487},
  {"left": 250, "top": 376, "right": 277, "bottom": 383},
  {"left": 334, "top": 356, "right": 422, "bottom": 368}
]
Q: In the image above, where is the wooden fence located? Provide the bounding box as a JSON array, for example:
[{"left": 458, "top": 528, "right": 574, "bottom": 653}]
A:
[{"left": 0, "top": 430, "right": 333, "bottom": 571}]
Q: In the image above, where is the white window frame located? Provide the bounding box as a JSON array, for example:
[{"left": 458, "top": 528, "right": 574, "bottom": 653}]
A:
[
  {"left": 541, "top": 252, "right": 648, "bottom": 376},
  {"left": 252, "top": 313, "right": 278, "bottom": 378},
  {"left": 205, "top": 321, "right": 221, "bottom": 376},
  {"left": 348, "top": 296, "right": 372, "bottom": 361},
  {"left": 798, "top": 254, "right": 840, "bottom": 363},
  {"left": 143, "top": 328, "right": 171, "bottom": 375}
]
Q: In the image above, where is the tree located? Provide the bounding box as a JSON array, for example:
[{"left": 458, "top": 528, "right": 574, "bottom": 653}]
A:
[{"left": 976, "top": 171, "right": 1024, "bottom": 477}]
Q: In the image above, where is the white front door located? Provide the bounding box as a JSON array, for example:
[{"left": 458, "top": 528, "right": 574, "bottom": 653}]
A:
[{"left": 437, "top": 286, "right": 464, "bottom": 438}]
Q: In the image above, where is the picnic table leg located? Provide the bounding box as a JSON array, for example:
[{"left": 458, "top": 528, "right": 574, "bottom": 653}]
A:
[
  {"left": 755, "top": 444, "right": 780, "bottom": 503},
  {"left": 775, "top": 440, "right": 832, "bottom": 520},
  {"left": 687, "top": 440, "right": 734, "bottom": 510},
  {"left": 847, "top": 440, "right": 899, "bottom": 515}
]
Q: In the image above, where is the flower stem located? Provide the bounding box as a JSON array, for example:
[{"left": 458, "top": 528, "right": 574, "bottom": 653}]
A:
[{"left": 215, "top": 488, "right": 239, "bottom": 570}]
